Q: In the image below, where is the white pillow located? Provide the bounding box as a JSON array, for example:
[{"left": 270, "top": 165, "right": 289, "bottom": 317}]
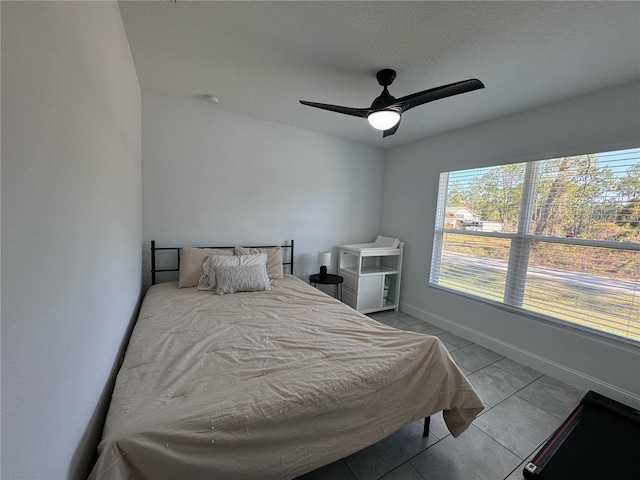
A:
[
  {"left": 213, "top": 264, "right": 271, "bottom": 295},
  {"left": 197, "top": 253, "right": 267, "bottom": 291}
]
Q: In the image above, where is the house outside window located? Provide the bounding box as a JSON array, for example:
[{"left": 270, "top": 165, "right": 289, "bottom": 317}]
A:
[{"left": 430, "top": 148, "right": 640, "bottom": 344}]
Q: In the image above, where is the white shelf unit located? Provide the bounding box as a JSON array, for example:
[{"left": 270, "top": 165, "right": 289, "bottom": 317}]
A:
[{"left": 338, "top": 242, "right": 404, "bottom": 314}]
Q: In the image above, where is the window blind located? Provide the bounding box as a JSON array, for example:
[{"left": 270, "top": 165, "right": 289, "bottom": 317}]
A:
[{"left": 430, "top": 148, "right": 640, "bottom": 344}]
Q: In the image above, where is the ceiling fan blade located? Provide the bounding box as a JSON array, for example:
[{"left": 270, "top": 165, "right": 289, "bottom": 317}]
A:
[
  {"left": 299, "top": 100, "right": 371, "bottom": 118},
  {"left": 393, "top": 79, "right": 484, "bottom": 112},
  {"left": 383, "top": 117, "right": 401, "bottom": 137}
]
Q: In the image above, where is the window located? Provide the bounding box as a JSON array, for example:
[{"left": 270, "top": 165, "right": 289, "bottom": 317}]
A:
[{"left": 430, "top": 148, "right": 640, "bottom": 344}]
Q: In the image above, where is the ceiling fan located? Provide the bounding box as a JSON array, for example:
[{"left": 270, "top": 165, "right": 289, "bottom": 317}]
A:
[{"left": 300, "top": 69, "right": 484, "bottom": 137}]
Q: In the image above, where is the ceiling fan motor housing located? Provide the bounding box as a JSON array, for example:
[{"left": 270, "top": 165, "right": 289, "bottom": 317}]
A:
[
  {"left": 371, "top": 90, "right": 397, "bottom": 110},
  {"left": 372, "top": 69, "right": 399, "bottom": 110}
]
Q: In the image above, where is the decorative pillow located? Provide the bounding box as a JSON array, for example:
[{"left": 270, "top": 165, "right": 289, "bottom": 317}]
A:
[
  {"left": 213, "top": 264, "right": 271, "bottom": 295},
  {"left": 198, "top": 253, "right": 267, "bottom": 291},
  {"left": 178, "top": 247, "right": 234, "bottom": 288},
  {"left": 235, "top": 246, "right": 284, "bottom": 279}
]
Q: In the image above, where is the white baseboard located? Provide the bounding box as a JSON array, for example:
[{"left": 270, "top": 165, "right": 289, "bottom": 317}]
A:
[{"left": 400, "top": 301, "right": 640, "bottom": 410}]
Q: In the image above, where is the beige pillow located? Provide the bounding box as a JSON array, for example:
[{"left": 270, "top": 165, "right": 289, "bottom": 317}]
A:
[
  {"left": 198, "top": 253, "right": 267, "bottom": 291},
  {"left": 178, "top": 247, "right": 234, "bottom": 288},
  {"left": 235, "top": 246, "right": 284, "bottom": 279}
]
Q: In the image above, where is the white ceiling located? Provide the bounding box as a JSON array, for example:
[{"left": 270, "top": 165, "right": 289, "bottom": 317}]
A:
[{"left": 118, "top": 1, "right": 640, "bottom": 149}]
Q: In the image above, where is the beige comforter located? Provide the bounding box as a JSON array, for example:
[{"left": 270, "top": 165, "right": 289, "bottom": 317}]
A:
[{"left": 90, "top": 276, "right": 483, "bottom": 480}]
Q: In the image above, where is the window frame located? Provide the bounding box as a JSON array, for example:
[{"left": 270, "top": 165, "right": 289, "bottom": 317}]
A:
[{"left": 430, "top": 158, "right": 640, "bottom": 345}]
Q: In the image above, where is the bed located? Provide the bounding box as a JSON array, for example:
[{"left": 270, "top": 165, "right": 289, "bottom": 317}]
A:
[{"left": 89, "top": 240, "right": 483, "bottom": 480}]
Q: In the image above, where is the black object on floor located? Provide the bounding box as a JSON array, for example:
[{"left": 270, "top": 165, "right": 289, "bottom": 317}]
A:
[{"left": 523, "top": 390, "right": 640, "bottom": 480}]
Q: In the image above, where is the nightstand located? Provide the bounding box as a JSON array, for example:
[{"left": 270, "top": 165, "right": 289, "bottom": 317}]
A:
[{"left": 309, "top": 273, "right": 344, "bottom": 300}]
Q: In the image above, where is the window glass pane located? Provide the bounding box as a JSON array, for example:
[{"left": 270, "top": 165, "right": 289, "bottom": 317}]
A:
[
  {"left": 522, "top": 243, "right": 639, "bottom": 341},
  {"left": 447, "top": 164, "right": 525, "bottom": 234},
  {"left": 436, "top": 233, "right": 510, "bottom": 302},
  {"left": 532, "top": 149, "right": 640, "bottom": 242}
]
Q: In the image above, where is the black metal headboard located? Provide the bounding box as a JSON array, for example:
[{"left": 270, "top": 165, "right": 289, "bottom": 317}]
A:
[{"left": 150, "top": 240, "right": 294, "bottom": 285}]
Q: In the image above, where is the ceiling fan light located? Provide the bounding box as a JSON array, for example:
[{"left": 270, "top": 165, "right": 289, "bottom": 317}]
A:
[{"left": 367, "top": 110, "right": 401, "bottom": 130}]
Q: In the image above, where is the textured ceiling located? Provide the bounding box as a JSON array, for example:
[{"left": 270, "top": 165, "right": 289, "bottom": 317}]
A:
[{"left": 118, "top": 1, "right": 640, "bottom": 149}]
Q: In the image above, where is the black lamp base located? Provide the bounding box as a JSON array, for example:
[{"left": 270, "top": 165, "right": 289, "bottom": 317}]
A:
[{"left": 319, "top": 265, "right": 327, "bottom": 278}]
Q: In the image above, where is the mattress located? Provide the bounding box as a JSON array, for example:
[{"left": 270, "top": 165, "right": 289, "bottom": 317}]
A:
[{"left": 89, "top": 275, "right": 483, "bottom": 480}]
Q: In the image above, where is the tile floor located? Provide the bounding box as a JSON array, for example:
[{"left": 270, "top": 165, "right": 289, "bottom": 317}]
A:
[{"left": 296, "top": 310, "right": 585, "bottom": 480}]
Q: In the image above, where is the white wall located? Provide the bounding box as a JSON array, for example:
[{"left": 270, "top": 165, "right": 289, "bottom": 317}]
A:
[
  {"left": 1, "top": 2, "right": 142, "bottom": 479},
  {"left": 381, "top": 82, "right": 640, "bottom": 408},
  {"left": 142, "top": 93, "right": 386, "bottom": 286}
]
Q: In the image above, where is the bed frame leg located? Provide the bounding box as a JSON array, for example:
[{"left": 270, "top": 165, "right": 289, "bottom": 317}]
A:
[{"left": 423, "top": 416, "right": 431, "bottom": 438}]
